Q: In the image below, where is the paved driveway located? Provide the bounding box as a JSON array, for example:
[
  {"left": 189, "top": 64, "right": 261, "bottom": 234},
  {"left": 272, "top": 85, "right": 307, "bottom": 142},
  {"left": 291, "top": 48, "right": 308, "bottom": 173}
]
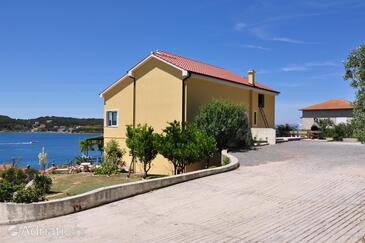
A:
[{"left": 1, "top": 141, "right": 365, "bottom": 242}]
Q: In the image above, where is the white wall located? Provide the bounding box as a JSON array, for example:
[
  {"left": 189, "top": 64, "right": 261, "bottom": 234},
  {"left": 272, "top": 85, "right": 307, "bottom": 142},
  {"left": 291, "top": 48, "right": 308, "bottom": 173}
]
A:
[{"left": 251, "top": 128, "right": 276, "bottom": 145}]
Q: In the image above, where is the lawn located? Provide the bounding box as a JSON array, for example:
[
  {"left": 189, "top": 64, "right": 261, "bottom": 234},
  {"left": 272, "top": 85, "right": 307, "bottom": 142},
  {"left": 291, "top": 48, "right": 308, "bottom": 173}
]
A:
[{"left": 46, "top": 173, "right": 142, "bottom": 200}]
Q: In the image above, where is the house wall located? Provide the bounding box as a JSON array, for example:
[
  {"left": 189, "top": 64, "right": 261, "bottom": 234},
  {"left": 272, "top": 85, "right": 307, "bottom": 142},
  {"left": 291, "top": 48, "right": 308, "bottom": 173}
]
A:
[
  {"left": 300, "top": 109, "right": 354, "bottom": 130},
  {"left": 301, "top": 117, "right": 353, "bottom": 130},
  {"left": 186, "top": 76, "right": 276, "bottom": 129},
  {"left": 103, "top": 58, "right": 183, "bottom": 175},
  {"left": 103, "top": 59, "right": 277, "bottom": 175},
  {"left": 302, "top": 109, "right": 353, "bottom": 118}
]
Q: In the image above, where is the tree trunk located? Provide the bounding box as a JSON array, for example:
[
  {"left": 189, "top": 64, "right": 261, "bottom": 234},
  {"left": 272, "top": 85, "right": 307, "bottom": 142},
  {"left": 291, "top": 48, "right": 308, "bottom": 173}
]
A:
[
  {"left": 128, "top": 156, "right": 135, "bottom": 178},
  {"left": 206, "top": 157, "right": 210, "bottom": 169}
]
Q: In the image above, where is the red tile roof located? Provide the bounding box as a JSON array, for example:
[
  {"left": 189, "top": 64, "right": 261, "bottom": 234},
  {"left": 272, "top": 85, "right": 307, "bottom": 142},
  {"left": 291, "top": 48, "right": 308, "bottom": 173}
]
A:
[
  {"left": 301, "top": 98, "right": 353, "bottom": 111},
  {"left": 153, "top": 50, "right": 278, "bottom": 93}
]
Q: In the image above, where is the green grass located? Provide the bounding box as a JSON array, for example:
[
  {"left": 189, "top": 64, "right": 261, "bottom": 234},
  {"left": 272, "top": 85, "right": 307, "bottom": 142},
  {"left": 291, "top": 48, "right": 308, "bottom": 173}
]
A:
[{"left": 46, "top": 173, "right": 142, "bottom": 200}]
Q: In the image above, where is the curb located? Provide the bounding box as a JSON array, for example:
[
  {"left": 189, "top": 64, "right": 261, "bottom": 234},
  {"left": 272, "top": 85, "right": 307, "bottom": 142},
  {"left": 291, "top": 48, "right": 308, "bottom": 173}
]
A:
[{"left": 0, "top": 151, "right": 239, "bottom": 225}]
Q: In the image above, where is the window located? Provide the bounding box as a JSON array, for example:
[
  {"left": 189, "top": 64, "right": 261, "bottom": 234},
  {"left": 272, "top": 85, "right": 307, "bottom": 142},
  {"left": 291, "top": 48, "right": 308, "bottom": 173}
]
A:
[
  {"left": 258, "top": 94, "right": 265, "bottom": 108},
  {"left": 253, "top": 111, "right": 257, "bottom": 126},
  {"left": 106, "top": 111, "right": 118, "bottom": 127}
]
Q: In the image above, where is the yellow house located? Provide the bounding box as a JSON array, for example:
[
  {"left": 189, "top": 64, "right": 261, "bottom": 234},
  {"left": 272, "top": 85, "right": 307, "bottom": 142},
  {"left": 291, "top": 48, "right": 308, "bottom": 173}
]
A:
[{"left": 100, "top": 50, "right": 279, "bottom": 175}]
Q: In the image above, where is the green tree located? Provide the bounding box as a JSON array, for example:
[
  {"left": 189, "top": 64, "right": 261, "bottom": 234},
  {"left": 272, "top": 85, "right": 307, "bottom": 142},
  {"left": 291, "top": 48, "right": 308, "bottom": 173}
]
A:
[
  {"left": 344, "top": 44, "right": 365, "bottom": 143},
  {"left": 195, "top": 129, "right": 217, "bottom": 168},
  {"left": 158, "top": 121, "right": 203, "bottom": 175},
  {"left": 126, "top": 124, "right": 159, "bottom": 179},
  {"left": 276, "top": 124, "right": 296, "bottom": 137},
  {"left": 95, "top": 139, "right": 125, "bottom": 175},
  {"left": 80, "top": 140, "right": 93, "bottom": 156},
  {"left": 194, "top": 99, "right": 252, "bottom": 151}
]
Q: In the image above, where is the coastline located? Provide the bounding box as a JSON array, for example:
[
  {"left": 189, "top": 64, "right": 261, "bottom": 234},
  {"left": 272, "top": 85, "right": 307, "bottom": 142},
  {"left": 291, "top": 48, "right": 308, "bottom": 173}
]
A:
[{"left": 0, "top": 131, "right": 102, "bottom": 135}]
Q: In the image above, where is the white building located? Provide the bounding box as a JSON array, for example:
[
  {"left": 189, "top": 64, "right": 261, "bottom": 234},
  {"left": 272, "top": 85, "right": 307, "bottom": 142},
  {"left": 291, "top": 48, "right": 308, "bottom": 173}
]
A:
[{"left": 300, "top": 98, "right": 353, "bottom": 130}]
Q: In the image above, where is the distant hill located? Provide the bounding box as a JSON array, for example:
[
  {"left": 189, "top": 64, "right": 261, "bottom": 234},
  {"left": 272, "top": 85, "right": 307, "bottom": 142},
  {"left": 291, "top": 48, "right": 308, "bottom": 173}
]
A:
[{"left": 0, "top": 115, "right": 103, "bottom": 133}]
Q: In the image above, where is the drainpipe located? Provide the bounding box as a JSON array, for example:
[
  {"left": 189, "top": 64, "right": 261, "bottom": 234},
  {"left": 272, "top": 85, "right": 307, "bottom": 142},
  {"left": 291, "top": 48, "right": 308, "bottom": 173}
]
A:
[
  {"left": 182, "top": 71, "right": 191, "bottom": 125},
  {"left": 128, "top": 71, "right": 136, "bottom": 176},
  {"left": 128, "top": 70, "right": 136, "bottom": 128}
]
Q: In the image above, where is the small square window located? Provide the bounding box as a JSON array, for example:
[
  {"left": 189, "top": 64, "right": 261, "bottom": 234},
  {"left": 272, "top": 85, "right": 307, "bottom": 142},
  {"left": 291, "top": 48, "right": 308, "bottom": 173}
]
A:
[
  {"left": 106, "top": 111, "right": 118, "bottom": 127},
  {"left": 258, "top": 94, "right": 265, "bottom": 108}
]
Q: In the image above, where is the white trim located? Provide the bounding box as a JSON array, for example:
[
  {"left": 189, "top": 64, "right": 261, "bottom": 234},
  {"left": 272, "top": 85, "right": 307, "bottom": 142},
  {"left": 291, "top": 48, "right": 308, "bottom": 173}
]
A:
[
  {"left": 105, "top": 109, "right": 119, "bottom": 128},
  {"left": 99, "top": 74, "right": 129, "bottom": 97},
  {"left": 190, "top": 73, "right": 278, "bottom": 95},
  {"left": 131, "top": 54, "right": 186, "bottom": 75},
  {"left": 99, "top": 54, "right": 188, "bottom": 97}
]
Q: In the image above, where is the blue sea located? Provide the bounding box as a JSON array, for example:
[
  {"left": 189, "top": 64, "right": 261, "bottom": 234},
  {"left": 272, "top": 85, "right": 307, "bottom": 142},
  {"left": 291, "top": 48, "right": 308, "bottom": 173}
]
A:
[{"left": 0, "top": 132, "right": 101, "bottom": 168}]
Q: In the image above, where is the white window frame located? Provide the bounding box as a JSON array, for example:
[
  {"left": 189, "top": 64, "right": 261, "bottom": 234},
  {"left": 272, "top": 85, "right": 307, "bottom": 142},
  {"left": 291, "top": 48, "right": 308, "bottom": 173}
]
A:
[{"left": 105, "top": 109, "right": 119, "bottom": 128}]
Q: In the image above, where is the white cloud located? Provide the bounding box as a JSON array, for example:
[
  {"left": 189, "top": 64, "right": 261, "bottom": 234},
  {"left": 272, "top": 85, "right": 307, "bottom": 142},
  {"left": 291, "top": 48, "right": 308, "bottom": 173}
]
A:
[
  {"left": 305, "top": 61, "right": 340, "bottom": 67},
  {"left": 282, "top": 65, "right": 309, "bottom": 72},
  {"left": 234, "top": 22, "right": 247, "bottom": 31},
  {"left": 241, "top": 44, "right": 270, "bottom": 51},
  {"left": 282, "top": 61, "right": 341, "bottom": 72},
  {"left": 249, "top": 26, "right": 316, "bottom": 45},
  {"left": 271, "top": 37, "right": 315, "bottom": 44}
]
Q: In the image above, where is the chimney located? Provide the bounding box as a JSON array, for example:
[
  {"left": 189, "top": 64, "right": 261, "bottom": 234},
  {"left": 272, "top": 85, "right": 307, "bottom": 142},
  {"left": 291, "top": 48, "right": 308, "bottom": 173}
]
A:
[{"left": 248, "top": 69, "right": 255, "bottom": 85}]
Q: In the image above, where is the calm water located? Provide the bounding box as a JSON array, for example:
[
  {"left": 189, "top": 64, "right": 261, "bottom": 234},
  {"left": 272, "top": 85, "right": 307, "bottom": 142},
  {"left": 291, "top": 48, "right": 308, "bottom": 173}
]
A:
[{"left": 0, "top": 132, "right": 100, "bottom": 168}]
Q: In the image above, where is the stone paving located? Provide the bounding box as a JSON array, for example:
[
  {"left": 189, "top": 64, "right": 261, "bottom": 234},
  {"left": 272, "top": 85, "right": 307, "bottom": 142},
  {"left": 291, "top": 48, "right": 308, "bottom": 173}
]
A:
[{"left": 1, "top": 140, "right": 365, "bottom": 242}]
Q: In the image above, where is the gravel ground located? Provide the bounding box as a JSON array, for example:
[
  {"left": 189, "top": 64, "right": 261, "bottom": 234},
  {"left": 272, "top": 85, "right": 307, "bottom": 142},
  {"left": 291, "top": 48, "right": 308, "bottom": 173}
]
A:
[{"left": 1, "top": 140, "right": 365, "bottom": 243}]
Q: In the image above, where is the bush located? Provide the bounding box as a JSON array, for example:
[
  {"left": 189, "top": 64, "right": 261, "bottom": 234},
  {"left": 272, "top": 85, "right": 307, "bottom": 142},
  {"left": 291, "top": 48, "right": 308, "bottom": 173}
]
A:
[
  {"left": 94, "top": 163, "right": 120, "bottom": 175},
  {"left": 95, "top": 140, "right": 125, "bottom": 175},
  {"left": 0, "top": 167, "right": 27, "bottom": 185},
  {"left": 33, "top": 174, "right": 52, "bottom": 194},
  {"left": 276, "top": 124, "right": 296, "bottom": 137},
  {"left": 126, "top": 124, "right": 159, "bottom": 179},
  {"left": 158, "top": 121, "right": 212, "bottom": 174},
  {"left": 223, "top": 155, "right": 231, "bottom": 165},
  {"left": 0, "top": 181, "right": 23, "bottom": 202},
  {"left": 322, "top": 128, "right": 336, "bottom": 138},
  {"left": 12, "top": 187, "right": 44, "bottom": 203},
  {"left": 24, "top": 168, "right": 39, "bottom": 182},
  {"left": 194, "top": 99, "right": 252, "bottom": 151}
]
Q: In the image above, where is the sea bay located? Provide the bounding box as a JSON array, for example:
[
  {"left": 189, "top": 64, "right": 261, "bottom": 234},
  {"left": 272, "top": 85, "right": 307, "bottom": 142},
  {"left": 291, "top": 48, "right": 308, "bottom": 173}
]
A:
[{"left": 0, "top": 132, "right": 100, "bottom": 168}]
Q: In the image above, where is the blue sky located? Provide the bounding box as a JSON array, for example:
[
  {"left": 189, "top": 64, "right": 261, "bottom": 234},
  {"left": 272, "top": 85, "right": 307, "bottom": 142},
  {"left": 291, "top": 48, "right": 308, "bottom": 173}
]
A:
[{"left": 1, "top": 0, "right": 364, "bottom": 125}]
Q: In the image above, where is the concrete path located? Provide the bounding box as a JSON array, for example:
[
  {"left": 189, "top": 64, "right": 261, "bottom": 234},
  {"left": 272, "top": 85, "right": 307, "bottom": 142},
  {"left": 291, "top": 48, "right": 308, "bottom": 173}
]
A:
[{"left": 1, "top": 141, "right": 365, "bottom": 242}]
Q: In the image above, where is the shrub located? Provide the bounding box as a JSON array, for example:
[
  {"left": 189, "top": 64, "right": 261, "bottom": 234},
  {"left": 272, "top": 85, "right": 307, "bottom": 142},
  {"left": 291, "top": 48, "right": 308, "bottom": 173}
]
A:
[
  {"left": 33, "top": 174, "right": 52, "bottom": 194},
  {"left": 0, "top": 167, "right": 49, "bottom": 203},
  {"left": 194, "top": 99, "right": 252, "bottom": 151},
  {"left": 95, "top": 140, "right": 125, "bottom": 175},
  {"left": 276, "top": 124, "right": 296, "bottom": 137},
  {"left": 322, "top": 128, "right": 336, "bottom": 138},
  {"left": 0, "top": 167, "right": 27, "bottom": 185},
  {"left": 94, "top": 162, "right": 120, "bottom": 175},
  {"left": 24, "top": 168, "right": 39, "bottom": 182},
  {"left": 126, "top": 124, "right": 159, "bottom": 179},
  {"left": 0, "top": 181, "right": 23, "bottom": 202},
  {"left": 12, "top": 187, "right": 44, "bottom": 203},
  {"left": 158, "top": 121, "right": 207, "bottom": 174},
  {"left": 195, "top": 129, "right": 217, "bottom": 168},
  {"left": 223, "top": 155, "right": 231, "bottom": 166}
]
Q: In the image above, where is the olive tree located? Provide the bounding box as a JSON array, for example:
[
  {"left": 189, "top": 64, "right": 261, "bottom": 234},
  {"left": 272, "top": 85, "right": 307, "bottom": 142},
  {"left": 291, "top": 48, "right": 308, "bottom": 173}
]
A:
[
  {"left": 344, "top": 44, "right": 365, "bottom": 143},
  {"left": 194, "top": 99, "right": 252, "bottom": 151},
  {"left": 158, "top": 121, "right": 215, "bottom": 174},
  {"left": 126, "top": 124, "right": 159, "bottom": 179}
]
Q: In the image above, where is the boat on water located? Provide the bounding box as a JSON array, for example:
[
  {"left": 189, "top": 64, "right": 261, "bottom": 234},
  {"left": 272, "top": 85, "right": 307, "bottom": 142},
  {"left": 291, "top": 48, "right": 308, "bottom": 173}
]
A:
[{"left": 0, "top": 141, "right": 38, "bottom": 145}]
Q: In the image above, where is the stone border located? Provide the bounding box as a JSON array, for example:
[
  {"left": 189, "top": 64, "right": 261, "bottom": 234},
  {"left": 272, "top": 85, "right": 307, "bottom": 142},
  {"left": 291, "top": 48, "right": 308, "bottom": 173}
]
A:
[{"left": 0, "top": 151, "right": 239, "bottom": 225}]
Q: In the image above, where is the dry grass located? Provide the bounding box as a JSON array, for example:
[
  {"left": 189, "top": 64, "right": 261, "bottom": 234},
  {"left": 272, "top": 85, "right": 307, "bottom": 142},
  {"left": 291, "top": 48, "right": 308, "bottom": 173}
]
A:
[{"left": 46, "top": 173, "right": 142, "bottom": 200}]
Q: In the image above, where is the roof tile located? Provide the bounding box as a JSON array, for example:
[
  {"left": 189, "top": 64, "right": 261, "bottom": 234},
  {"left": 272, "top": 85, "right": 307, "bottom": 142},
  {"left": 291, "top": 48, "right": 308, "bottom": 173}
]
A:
[
  {"left": 301, "top": 98, "right": 353, "bottom": 110},
  {"left": 153, "top": 50, "right": 278, "bottom": 93}
]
